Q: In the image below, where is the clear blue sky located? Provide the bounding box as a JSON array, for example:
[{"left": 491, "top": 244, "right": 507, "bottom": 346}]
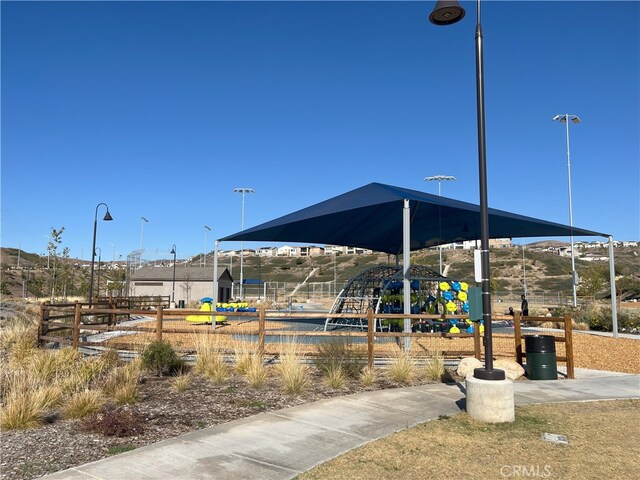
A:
[{"left": 2, "top": 1, "right": 639, "bottom": 262}]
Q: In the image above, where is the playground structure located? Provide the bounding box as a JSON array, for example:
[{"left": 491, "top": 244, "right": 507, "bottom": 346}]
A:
[{"left": 324, "top": 265, "right": 471, "bottom": 332}]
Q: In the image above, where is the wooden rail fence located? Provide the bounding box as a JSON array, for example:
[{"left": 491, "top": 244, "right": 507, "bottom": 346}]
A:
[{"left": 38, "top": 303, "right": 574, "bottom": 377}]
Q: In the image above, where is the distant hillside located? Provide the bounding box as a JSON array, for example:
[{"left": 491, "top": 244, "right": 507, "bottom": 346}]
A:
[{"left": 1, "top": 245, "right": 638, "bottom": 300}]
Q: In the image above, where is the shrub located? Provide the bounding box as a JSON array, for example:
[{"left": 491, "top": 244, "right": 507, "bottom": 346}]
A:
[
  {"left": 80, "top": 405, "right": 144, "bottom": 437},
  {"left": 140, "top": 340, "right": 184, "bottom": 376},
  {"left": 194, "top": 335, "right": 229, "bottom": 384}
]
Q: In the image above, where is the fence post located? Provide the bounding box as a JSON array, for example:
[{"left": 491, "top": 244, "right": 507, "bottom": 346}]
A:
[
  {"left": 564, "top": 313, "right": 575, "bottom": 379},
  {"left": 156, "top": 305, "right": 163, "bottom": 342},
  {"left": 72, "top": 302, "right": 82, "bottom": 350},
  {"left": 258, "top": 307, "right": 266, "bottom": 355},
  {"left": 514, "top": 311, "right": 523, "bottom": 365},
  {"left": 367, "top": 308, "right": 374, "bottom": 370},
  {"left": 38, "top": 302, "right": 50, "bottom": 346},
  {"left": 473, "top": 321, "right": 482, "bottom": 360}
]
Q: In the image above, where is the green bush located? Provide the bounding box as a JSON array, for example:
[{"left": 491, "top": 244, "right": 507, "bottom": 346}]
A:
[{"left": 140, "top": 340, "right": 184, "bottom": 376}]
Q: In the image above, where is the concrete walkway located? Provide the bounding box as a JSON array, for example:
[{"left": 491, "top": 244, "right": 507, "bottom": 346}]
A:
[{"left": 43, "top": 370, "right": 639, "bottom": 480}]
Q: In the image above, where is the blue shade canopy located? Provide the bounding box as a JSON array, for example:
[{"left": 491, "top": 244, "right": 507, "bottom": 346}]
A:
[{"left": 221, "top": 183, "right": 607, "bottom": 255}]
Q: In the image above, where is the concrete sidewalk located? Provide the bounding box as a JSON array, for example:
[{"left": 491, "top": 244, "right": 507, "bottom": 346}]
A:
[{"left": 43, "top": 372, "right": 639, "bottom": 480}]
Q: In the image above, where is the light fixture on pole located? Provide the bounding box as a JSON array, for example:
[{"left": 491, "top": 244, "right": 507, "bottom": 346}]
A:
[
  {"left": 140, "top": 216, "right": 149, "bottom": 250},
  {"left": 203, "top": 225, "right": 211, "bottom": 267},
  {"left": 430, "top": 0, "right": 504, "bottom": 381},
  {"left": 233, "top": 187, "right": 255, "bottom": 300},
  {"left": 424, "top": 175, "right": 457, "bottom": 275},
  {"left": 170, "top": 244, "right": 177, "bottom": 304},
  {"left": 552, "top": 113, "right": 580, "bottom": 308},
  {"left": 89, "top": 203, "right": 113, "bottom": 305}
]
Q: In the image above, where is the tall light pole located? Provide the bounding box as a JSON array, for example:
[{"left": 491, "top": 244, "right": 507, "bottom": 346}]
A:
[
  {"left": 522, "top": 243, "right": 528, "bottom": 297},
  {"left": 233, "top": 187, "right": 255, "bottom": 300},
  {"left": 424, "top": 175, "right": 457, "bottom": 275},
  {"left": 140, "top": 216, "right": 149, "bottom": 250},
  {"left": 430, "top": 0, "right": 504, "bottom": 380},
  {"left": 553, "top": 113, "right": 580, "bottom": 308},
  {"left": 95, "top": 247, "right": 102, "bottom": 298},
  {"left": 170, "top": 244, "right": 177, "bottom": 304},
  {"left": 203, "top": 225, "right": 211, "bottom": 267},
  {"left": 89, "top": 203, "right": 113, "bottom": 305}
]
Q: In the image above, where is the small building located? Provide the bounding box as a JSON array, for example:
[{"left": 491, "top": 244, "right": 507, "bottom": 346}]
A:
[{"left": 129, "top": 266, "right": 233, "bottom": 306}]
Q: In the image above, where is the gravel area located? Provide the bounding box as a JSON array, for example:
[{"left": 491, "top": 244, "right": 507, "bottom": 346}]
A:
[{"left": 1, "top": 333, "right": 638, "bottom": 480}]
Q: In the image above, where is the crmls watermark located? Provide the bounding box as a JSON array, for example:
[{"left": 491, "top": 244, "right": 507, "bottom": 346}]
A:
[{"left": 500, "top": 465, "right": 553, "bottom": 478}]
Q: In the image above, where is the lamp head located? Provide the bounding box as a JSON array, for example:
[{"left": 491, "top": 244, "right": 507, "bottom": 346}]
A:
[
  {"left": 170, "top": 246, "right": 176, "bottom": 255},
  {"left": 429, "top": 0, "right": 466, "bottom": 26},
  {"left": 103, "top": 210, "right": 113, "bottom": 221},
  {"left": 571, "top": 116, "right": 581, "bottom": 124},
  {"left": 552, "top": 115, "right": 562, "bottom": 122}
]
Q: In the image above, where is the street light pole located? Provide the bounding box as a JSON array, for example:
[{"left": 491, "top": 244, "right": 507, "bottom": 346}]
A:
[
  {"left": 233, "top": 187, "right": 255, "bottom": 300},
  {"left": 89, "top": 203, "right": 113, "bottom": 305},
  {"left": 204, "top": 225, "right": 211, "bottom": 267},
  {"left": 553, "top": 113, "right": 580, "bottom": 308},
  {"left": 95, "top": 247, "right": 102, "bottom": 299},
  {"left": 430, "top": 0, "right": 504, "bottom": 380},
  {"left": 424, "top": 175, "right": 457, "bottom": 275},
  {"left": 170, "top": 244, "right": 177, "bottom": 304},
  {"left": 140, "top": 216, "right": 149, "bottom": 250}
]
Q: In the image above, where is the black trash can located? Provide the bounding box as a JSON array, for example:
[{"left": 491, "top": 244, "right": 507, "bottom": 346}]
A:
[
  {"left": 178, "top": 300, "right": 185, "bottom": 308},
  {"left": 524, "top": 335, "right": 557, "bottom": 380}
]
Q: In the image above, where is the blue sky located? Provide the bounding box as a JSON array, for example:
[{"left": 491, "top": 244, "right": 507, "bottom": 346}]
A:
[{"left": 2, "top": 1, "right": 639, "bottom": 262}]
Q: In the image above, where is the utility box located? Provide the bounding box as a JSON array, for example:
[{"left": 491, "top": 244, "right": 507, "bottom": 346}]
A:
[{"left": 467, "top": 287, "right": 483, "bottom": 321}]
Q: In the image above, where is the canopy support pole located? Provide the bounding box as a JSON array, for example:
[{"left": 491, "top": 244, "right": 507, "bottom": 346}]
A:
[
  {"left": 212, "top": 240, "right": 219, "bottom": 331},
  {"left": 608, "top": 236, "right": 618, "bottom": 337},
  {"left": 403, "top": 199, "right": 411, "bottom": 352}
]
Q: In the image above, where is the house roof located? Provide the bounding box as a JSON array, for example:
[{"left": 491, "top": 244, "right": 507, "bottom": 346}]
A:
[{"left": 220, "top": 182, "right": 607, "bottom": 255}]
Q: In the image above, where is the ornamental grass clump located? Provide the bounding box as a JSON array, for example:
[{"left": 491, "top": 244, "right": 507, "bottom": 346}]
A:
[
  {"left": 243, "top": 354, "right": 268, "bottom": 389},
  {"left": 63, "top": 390, "right": 105, "bottom": 419},
  {"left": 324, "top": 363, "right": 348, "bottom": 390},
  {"left": 193, "top": 334, "right": 228, "bottom": 384},
  {"left": 314, "top": 337, "right": 364, "bottom": 380},
  {"left": 276, "top": 339, "right": 310, "bottom": 395},
  {"left": 424, "top": 351, "right": 446, "bottom": 382},
  {"left": 233, "top": 337, "right": 254, "bottom": 375},
  {"left": 171, "top": 371, "right": 191, "bottom": 393},
  {"left": 386, "top": 352, "right": 417, "bottom": 386},
  {"left": 0, "top": 372, "right": 62, "bottom": 430},
  {"left": 359, "top": 366, "right": 376, "bottom": 386},
  {"left": 102, "top": 361, "right": 141, "bottom": 404}
]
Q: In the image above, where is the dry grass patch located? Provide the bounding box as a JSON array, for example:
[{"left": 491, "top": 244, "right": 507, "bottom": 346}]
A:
[
  {"left": 386, "top": 352, "right": 417, "bottom": 385},
  {"left": 299, "top": 399, "right": 640, "bottom": 480},
  {"left": 63, "top": 390, "right": 105, "bottom": 419},
  {"left": 243, "top": 354, "right": 268, "bottom": 388}
]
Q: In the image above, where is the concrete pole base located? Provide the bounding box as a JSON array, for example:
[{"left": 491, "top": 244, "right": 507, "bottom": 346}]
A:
[{"left": 466, "top": 375, "right": 515, "bottom": 423}]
